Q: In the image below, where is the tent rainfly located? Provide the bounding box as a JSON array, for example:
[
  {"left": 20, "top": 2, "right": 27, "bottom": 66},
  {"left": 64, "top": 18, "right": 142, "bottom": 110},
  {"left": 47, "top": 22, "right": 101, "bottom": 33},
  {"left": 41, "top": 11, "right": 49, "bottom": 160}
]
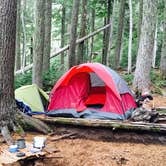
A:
[
  {"left": 47, "top": 63, "right": 137, "bottom": 120},
  {"left": 15, "top": 84, "right": 49, "bottom": 113}
]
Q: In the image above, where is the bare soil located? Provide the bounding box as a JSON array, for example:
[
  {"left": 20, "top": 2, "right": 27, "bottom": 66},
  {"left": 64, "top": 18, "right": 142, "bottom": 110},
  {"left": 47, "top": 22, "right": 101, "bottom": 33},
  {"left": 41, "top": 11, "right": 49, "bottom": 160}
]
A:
[{"left": 1, "top": 95, "right": 166, "bottom": 166}]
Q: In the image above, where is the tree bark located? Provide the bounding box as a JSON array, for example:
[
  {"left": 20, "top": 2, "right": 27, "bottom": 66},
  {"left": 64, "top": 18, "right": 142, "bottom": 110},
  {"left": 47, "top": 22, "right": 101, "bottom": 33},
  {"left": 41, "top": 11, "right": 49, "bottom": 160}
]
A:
[
  {"left": 43, "top": 0, "right": 52, "bottom": 73},
  {"left": 32, "top": 0, "right": 45, "bottom": 88},
  {"left": 21, "top": 0, "right": 27, "bottom": 70},
  {"left": 68, "top": 0, "right": 80, "bottom": 68},
  {"left": 77, "top": 0, "right": 87, "bottom": 64},
  {"left": 133, "top": 0, "right": 157, "bottom": 94},
  {"left": 114, "top": 0, "right": 125, "bottom": 69},
  {"left": 107, "top": 0, "right": 116, "bottom": 66},
  {"left": 89, "top": 8, "right": 95, "bottom": 62},
  {"left": 60, "top": 3, "right": 66, "bottom": 70},
  {"left": 152, "top": 21, "right": 158, "bottom": 68},
  {"left": 0, "top": 0, "right": 51, "bottom": 145},
  {"left": 102, "top": 0, "right": 111, "bottom": 65},
  {"left": 136, "top": 0, "right": 143, "bottom": 54},
  {"left": 127, "top": 0, "right": 133, "bottom": 73},
  {"left": 160, "top": 0, "right": 166, "bottom": 79},
  {"left": 15, "top": 0, "right": 21, "bottom": 71},
  {"left": 0, "top": 0, "right": 17, "bottom": 144}
]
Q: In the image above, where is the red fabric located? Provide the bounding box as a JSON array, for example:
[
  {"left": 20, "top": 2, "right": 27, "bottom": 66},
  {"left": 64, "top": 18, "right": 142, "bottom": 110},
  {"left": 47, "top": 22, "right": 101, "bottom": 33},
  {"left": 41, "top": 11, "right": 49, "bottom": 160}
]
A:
[
  {"left": 50, "top": 63, "right": 121, "bottom": 100},
  {"left": 85, "top": 94, "right": 106, "bottom": 105},
  {"left": 121, "top": 93, "right": 137, "bottom": 110},
  {"left": 48, "top": 72, "right": 90, "bottom": 112},
  {"left": 90, "top": 87, "right": 106, "bottom": 94},
  {"left": 48, "top": 63, "right": 137, "bottom": 115}
]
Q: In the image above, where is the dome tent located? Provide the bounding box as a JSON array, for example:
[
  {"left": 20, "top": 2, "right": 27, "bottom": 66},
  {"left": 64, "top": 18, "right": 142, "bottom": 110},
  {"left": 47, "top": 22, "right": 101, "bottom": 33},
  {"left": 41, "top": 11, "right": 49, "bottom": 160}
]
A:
[
  {"left": 15, "top": 84, "right": 49, "bottom": 113},
  {"left": 47, "top": 63, "right": 137, "bottom": 120}
]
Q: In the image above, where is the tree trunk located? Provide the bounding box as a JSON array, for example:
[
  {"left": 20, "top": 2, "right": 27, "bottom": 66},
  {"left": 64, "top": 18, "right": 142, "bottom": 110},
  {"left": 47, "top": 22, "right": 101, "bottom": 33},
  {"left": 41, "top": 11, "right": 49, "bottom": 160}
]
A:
[
  {"left": 60, "top": 3, "right": 66, "bottom": 70},
  {"left": 0, "top": 0, "right": 17, "bottom": 145},
  {"left": 127, "top": 0, "right": 133, "bottom": 73},
  {"left": 77, "top": 0, "right": 87, "bottom": 64},
  {"left": 15, "top": 0, "right": 21, "bottom": 71},
  {"left": 152, "top": 21, "right": 158, "bottom": 68},
  {"left": 133, "top": 0, "right": 157, "bottom": 94},
  {"left": 114, "top": 0, "right": 125, "bottom": 69},
  {"left": 68, "top": 0, "right": 80, "bottom": 68},
  {"left": 21, "top": 0, "right": 27, "bottom": 70},
  {"left": 136, "top": 0, "right": 143, "bottom": 54},
  {"left": 32, "top": 0, "right": 45, "bottom": 88},
  {"left": 160, "top": 0, "right": 166, "bottom": 79},
  {"left": 0, "top": 0, "right": 51, "bottom": 145},
  {"left": 43, "top": 0, "right": 52, "bottom": 73},
  {"left": 107, "top": 0, "right": 116, "bottom": 66},
  {"left": 102, "top": 0, "right": 111, "bottom": 65},
  {"left": 89, "top": 8, "right": 95, "bottom": 62}
]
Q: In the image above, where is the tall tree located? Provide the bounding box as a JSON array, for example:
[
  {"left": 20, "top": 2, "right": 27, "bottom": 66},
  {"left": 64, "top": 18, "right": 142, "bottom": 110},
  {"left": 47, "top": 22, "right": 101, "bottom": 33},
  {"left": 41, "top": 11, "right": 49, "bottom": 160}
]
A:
[
  {"left": 114, "top": 0, "right": 125, "bottom": 69},
  {"left": 21, "top": 0, "right": 27, "bottom": 69},
  {"left": 89, "top": 8, "right": 95, "bottom": 62},
  {"left": 15, "top": 0, "right": 21, "bottom": 71},
  {"left": 133, "top": 0, "right": 157, "bottom": 94},
  {"left": 77, "top": 0, "right": 87, "bottom": 64},
  {"left": 0, "top": 0, "right": 17, "bottom": 144},
  {"left": 43, "top": 0, "right": 52, "bottom": 73},
  {"left": 152, "top": 21, "right": 158, "bottom": 68},
  {"left": 160, "top": 0, "right": 166, "bottom": 79},
  {"left": 32, "top": 0, "right": 45, "bottom": 87},
  {"left": 107, "top": 0, "right": 116, "bottom": 66},
  {"left": 102, "top": 0, "right": 111, "bottom": 65},
  {"left": 68, "top": 0, "right": 80, "bottom": 68},
  {"left": 136, "top": 0, "right": 143, "bottom": 54},
  {"left": 127, "top": 0, "right": 133, "bottom": 73},
  {"left": 60, "top": 3, "right": 66, "bottom": 69}
]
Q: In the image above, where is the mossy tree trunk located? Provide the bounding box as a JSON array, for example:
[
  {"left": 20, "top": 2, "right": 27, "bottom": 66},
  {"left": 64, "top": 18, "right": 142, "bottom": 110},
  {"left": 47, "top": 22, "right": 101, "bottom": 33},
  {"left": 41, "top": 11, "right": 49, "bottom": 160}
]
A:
[
  {"left": 77, "top": 0, "right": 87, "bottom": 64},
  {"left": 114, "top": 0, "right": 125, "bottom": 69},
  {"left": 133, "top": 0, "right": 157, "bottom": 94},
  {"left": 15, "top": 0, "right": 21, "bottom": 71},
  {"left": 32, "top": 0, "right": 45, "bottom": 88},
  {"left": 60, "top": 3, "right": 66, "bottom": 70},
  {"left": 102, "top": 0, "right": 111, "bottom": 65},
  {"left": 68, "top": 0, "right": 80, "bottom": 68},
  {"left": 0, "top": 0, "right": 50, "bottom": 145},
  {"left": 160, "top": 0, "right": 166, "bottom": 79},
  {"left": 43, "top": 0, "right": 52, "bottom": 73}
]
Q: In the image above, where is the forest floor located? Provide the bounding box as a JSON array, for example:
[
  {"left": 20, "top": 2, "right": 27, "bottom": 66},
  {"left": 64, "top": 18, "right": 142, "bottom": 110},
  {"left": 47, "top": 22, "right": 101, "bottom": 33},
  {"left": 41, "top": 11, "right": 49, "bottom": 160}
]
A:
[{"left": 0, "top": 94, "right": 166, "bottom": 166}]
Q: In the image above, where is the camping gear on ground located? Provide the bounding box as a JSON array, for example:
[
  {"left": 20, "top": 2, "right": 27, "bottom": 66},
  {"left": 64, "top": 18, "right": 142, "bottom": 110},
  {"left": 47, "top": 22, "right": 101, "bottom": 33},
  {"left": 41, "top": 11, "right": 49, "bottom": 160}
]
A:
[
  {"left": 16, "top": 152, "right": 25, "bottom": 157},
  {"left": 33, "top": 137, "right": 46, "bottom": 149},
  {"left": 15, "top": 84, "right": 49, "bottom": 114},
  {"left": 9, "top": 145, "right": 18, "bottom": 153},
  {"left": 30, "top": 148, "right": 42, "bottom": 153},
  {"left": 47, "top": 63, "right": 137, "bottom": 120},
  {"left": 131, "top": 107, "right": 159, "bottom": 122},
  {"left": 15, "top": 99, "right": 32, "bottom": 116},
  {"left": 136, "top": 94, "right": 153, "bottom": 107},
  {"left": 17, "top": 139, "right": 26, "bottom": 149}
]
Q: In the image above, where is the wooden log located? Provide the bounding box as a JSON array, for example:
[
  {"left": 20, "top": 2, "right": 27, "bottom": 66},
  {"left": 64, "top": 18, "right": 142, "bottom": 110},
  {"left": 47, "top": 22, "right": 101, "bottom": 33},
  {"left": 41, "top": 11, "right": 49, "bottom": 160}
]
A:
[
  {"left": 15, "top": 23, "right": 111, "bottom": 75},
  {"left": 36, "top": 117, "right": 166, "bottom": 133}
]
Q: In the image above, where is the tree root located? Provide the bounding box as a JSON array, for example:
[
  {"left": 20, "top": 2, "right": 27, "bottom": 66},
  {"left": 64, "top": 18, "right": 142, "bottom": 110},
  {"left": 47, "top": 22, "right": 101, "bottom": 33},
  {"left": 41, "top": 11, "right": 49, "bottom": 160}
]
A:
[{"left": 0, "top": 111, "right": 52, "bottom": 145}]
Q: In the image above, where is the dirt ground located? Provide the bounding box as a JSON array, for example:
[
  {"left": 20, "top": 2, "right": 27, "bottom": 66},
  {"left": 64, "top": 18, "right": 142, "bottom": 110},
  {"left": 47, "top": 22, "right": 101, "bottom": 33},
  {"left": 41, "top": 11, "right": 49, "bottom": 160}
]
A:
[
  {"left": 54, "top": 138, "right": 166, "bottom": 166},
  {"left": 9, "top": 132, "right": 166, "bottom": 166},
  {"left": 1, "top": 95, "right": 166, "bottom": 166}
]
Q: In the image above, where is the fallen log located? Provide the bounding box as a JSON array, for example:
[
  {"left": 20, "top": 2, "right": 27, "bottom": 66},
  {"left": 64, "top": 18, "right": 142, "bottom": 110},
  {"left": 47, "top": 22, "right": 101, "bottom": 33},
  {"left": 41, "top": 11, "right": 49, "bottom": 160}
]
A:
[
  {"left": 15, "top": 23, "right": 111, "bottom": 75},
  {"left": 36, "top": 117, "right": 166, "bottom": 133}
]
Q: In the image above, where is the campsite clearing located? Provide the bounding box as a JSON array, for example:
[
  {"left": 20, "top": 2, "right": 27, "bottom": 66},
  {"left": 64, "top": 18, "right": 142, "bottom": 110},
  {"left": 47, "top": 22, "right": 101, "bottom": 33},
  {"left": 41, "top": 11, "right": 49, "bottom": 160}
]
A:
[{"left": 0, "top": 132, "right": 166, "bottom": 166}]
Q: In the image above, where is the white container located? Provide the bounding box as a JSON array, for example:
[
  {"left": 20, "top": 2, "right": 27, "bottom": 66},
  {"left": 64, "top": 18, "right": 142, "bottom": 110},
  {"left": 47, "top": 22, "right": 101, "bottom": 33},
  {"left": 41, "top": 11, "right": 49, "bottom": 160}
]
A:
[{"left": 33, "top": 137, "right": 46, "bottom": 149}]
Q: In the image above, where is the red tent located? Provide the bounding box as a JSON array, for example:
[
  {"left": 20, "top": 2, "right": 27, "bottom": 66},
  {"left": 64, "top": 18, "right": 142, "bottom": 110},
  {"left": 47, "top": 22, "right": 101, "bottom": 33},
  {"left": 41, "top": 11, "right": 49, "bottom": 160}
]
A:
[{"left": 47, "top": 63, "right": 137, "bottom": 120}]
